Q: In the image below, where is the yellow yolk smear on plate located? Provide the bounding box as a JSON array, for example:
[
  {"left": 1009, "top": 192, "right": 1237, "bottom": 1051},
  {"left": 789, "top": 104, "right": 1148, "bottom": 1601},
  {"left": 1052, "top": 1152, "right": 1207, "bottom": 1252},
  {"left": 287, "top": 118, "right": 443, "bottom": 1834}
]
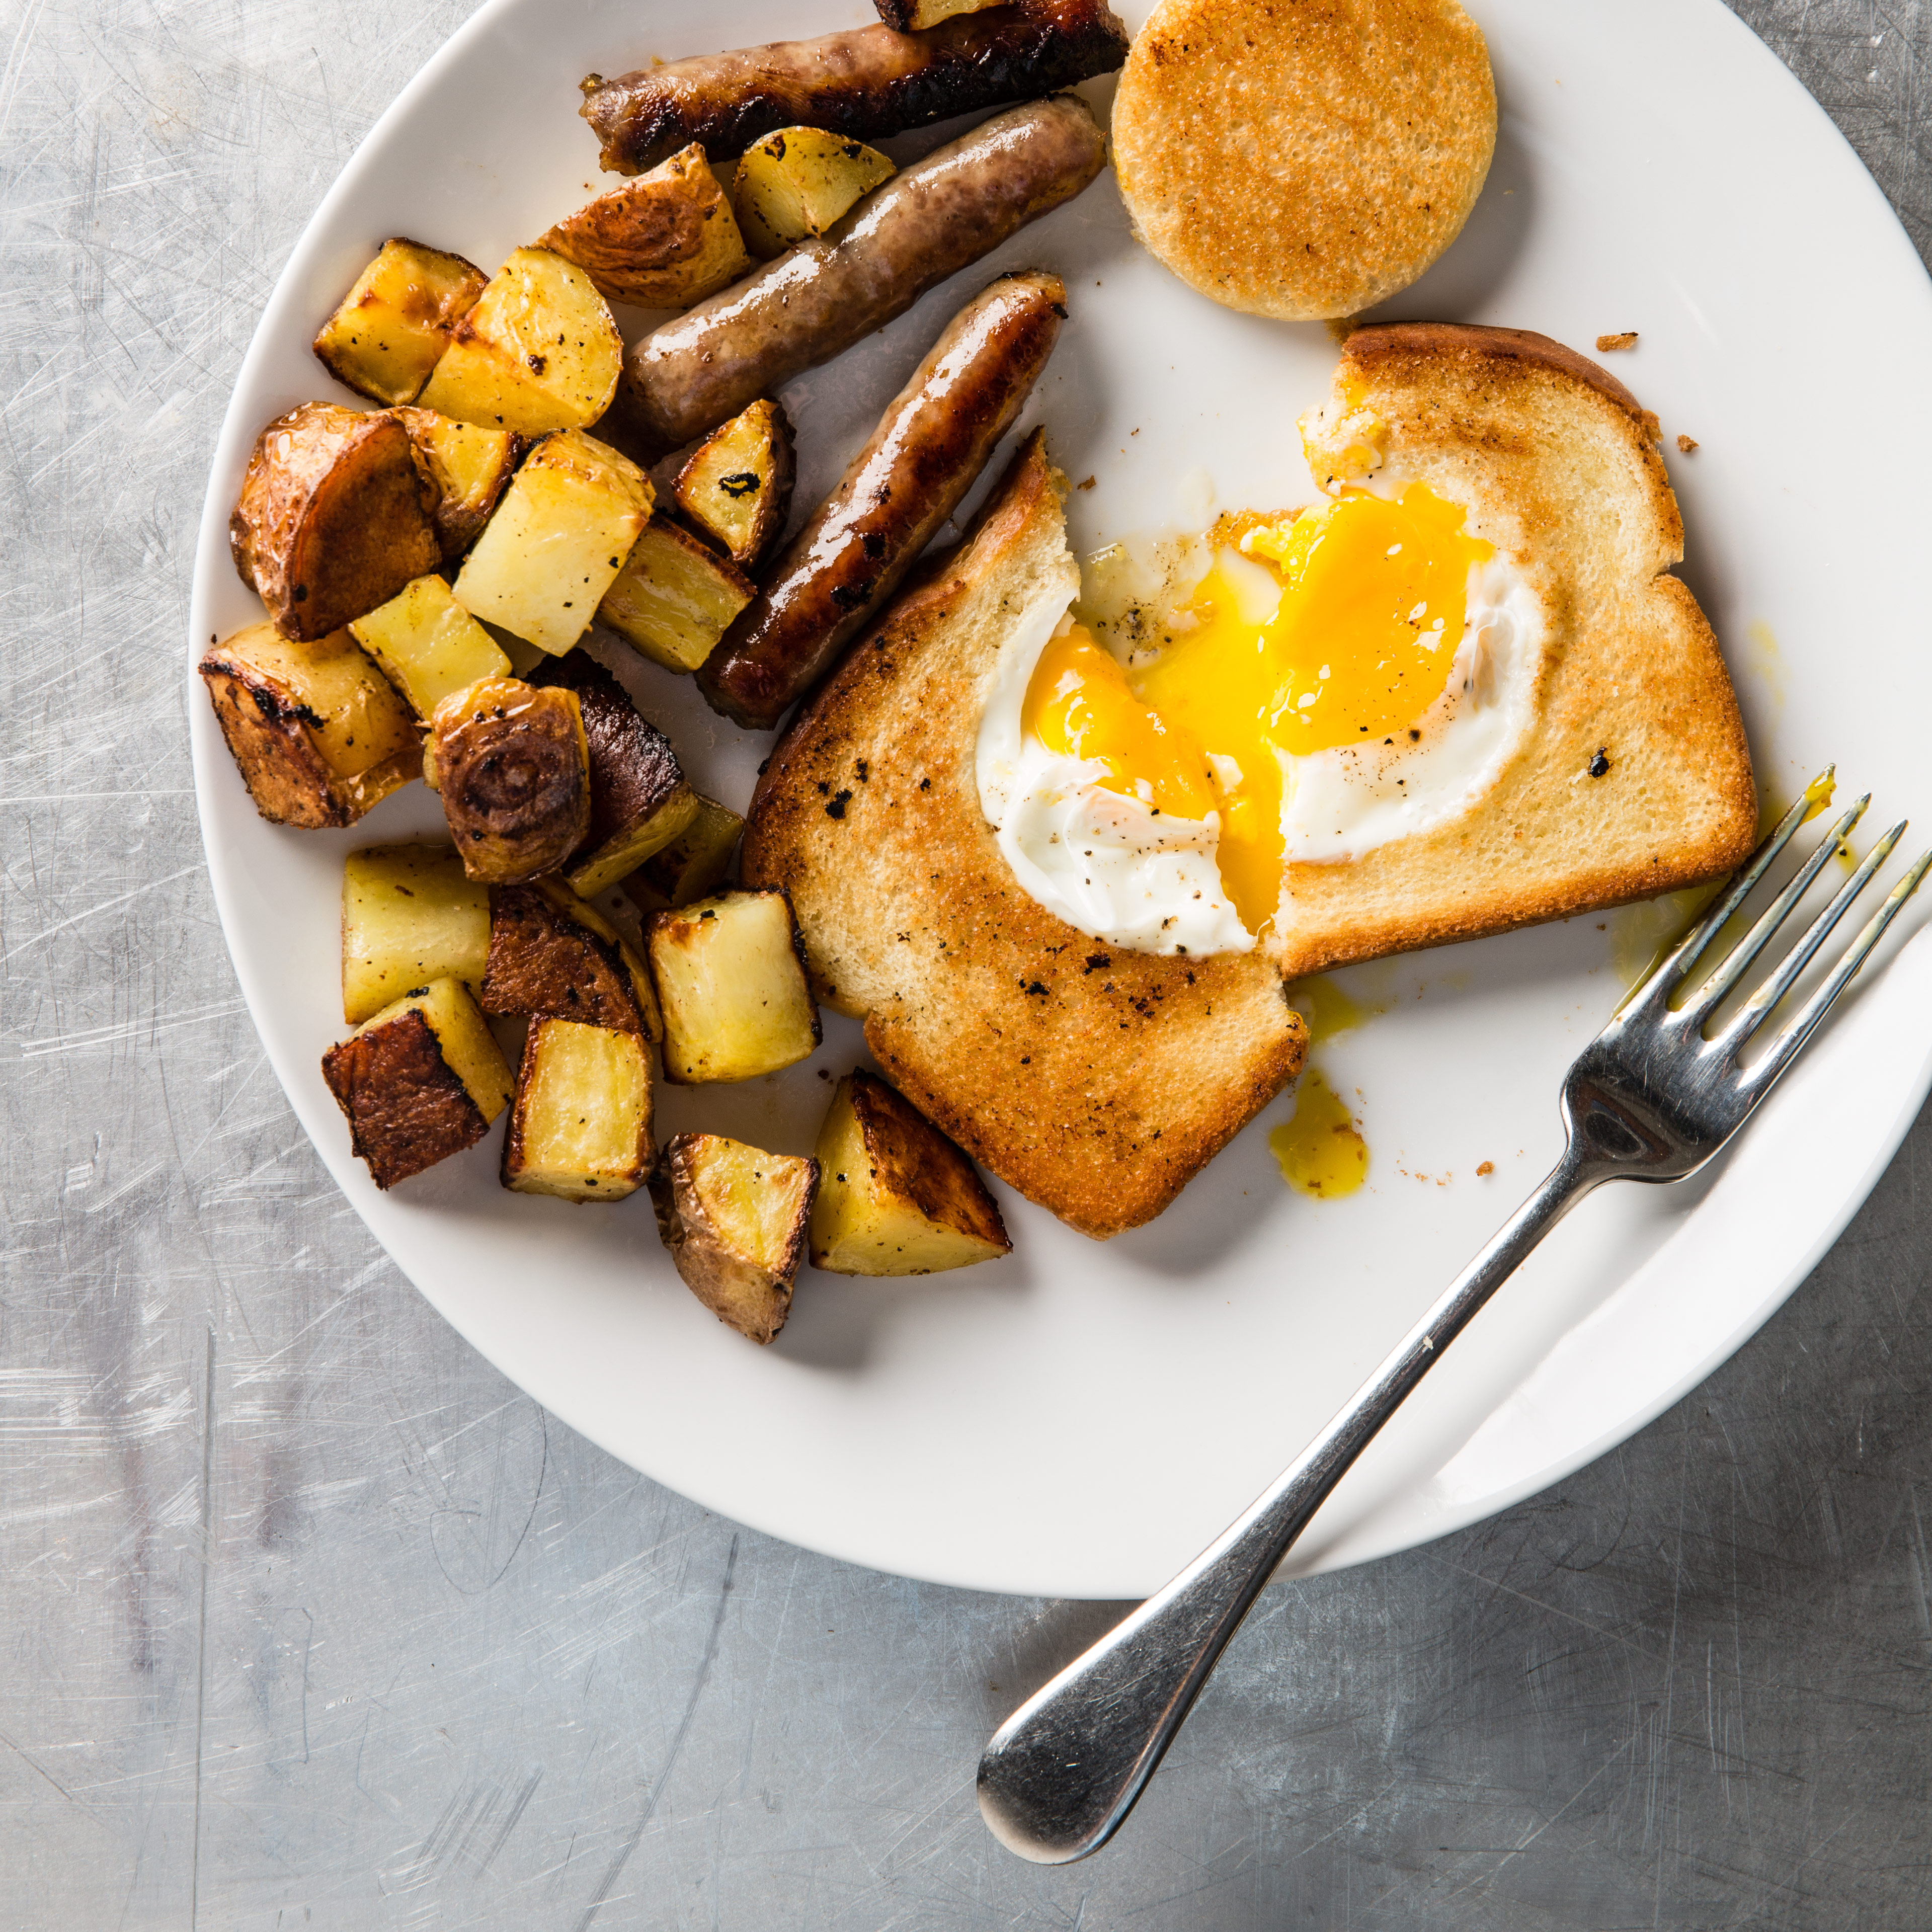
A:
[
  {"left": 1269, "top": 1070, "right": 1369, "bottom": 1198},
  {"left": 1026, "top": 486, "right": 1493, "bottom": 938}
]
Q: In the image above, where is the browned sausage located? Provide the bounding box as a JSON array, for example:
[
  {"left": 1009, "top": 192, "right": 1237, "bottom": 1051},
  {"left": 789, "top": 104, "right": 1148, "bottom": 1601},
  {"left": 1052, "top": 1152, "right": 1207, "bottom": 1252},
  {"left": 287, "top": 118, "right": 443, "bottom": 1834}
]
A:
[
  {"left": 696, "top": 270, "right": 1064, "bottom": 731},
  {"left": 609, "top": 96, "right": 1100, "bottom": 461},
  {"left": 580, "top": 0, "right": 1127, "bottom": 176}
]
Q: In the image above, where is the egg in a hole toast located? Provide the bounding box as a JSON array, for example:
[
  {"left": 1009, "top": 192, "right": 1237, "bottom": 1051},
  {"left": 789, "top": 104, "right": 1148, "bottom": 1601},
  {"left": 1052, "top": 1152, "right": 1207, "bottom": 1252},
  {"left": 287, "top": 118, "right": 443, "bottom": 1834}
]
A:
[{"left": 742, "top": 324, "right": 1757, "bottom": 1239}]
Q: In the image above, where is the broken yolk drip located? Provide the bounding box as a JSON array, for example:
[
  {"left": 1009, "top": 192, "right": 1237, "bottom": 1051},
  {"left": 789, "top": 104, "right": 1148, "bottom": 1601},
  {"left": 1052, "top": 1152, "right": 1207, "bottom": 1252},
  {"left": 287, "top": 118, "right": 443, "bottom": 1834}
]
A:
[
  {"left": 1021, "top": 487, "right": 1490, "bottom": 941},
  {"left": 1023, "top": 622, "right": 1216, "bottom": 820},
  {"left": 1269, "top": 1070, "right": 1368, "bottom": 1198}
]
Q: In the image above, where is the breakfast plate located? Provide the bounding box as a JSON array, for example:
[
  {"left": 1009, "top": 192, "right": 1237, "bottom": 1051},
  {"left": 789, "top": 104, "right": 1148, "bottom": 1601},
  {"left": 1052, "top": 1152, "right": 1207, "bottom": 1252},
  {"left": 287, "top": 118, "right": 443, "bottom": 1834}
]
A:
[{"left": 188, "top": 0, "right": 1932, "bottom": 1597}]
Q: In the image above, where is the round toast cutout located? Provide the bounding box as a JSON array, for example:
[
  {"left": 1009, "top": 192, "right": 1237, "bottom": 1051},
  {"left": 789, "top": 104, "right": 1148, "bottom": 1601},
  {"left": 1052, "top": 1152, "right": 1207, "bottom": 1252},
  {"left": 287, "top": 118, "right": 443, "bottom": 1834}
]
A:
[{"left": 1111, "top": 0, "right": 1498, "bottom": 321}]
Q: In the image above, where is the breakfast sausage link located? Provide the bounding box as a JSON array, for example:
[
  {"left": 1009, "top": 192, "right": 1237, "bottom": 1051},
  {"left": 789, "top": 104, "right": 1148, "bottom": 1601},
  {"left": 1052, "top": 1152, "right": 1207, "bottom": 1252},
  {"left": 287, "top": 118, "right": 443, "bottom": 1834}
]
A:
[
  {"left": 696, "top": 270, "right": 1066, "bottom": 732},
  {"left": 580, "top": 0, "right": 1128, "bottom": 176},
  {"left": 609, "top": 95, "right": 1101, "bottom": 460}
]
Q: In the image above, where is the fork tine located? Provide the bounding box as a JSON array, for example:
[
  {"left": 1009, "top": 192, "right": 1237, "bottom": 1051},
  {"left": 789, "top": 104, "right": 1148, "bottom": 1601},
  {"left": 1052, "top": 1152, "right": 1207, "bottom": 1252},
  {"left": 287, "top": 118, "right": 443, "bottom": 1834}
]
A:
[
  {"left": 1643, "top": 772, "right": 1834, "bottom": 1005},
  {"left": 1715, "top": 821, "right": 1905, "bottom": 1054},
  {"left": 1682, "top": 795, "right": 1870, "bottom": 1022},
  {"left": 1741, "top": 847, "right": 1932, "bottom": 1099}
]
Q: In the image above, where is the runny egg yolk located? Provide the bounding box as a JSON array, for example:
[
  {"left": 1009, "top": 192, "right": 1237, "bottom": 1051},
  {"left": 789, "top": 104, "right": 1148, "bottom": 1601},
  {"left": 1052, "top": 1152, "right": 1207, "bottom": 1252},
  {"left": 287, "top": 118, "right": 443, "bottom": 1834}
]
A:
[{"left": 1021, "top": 486, "right": 1492, "bottom": 936}]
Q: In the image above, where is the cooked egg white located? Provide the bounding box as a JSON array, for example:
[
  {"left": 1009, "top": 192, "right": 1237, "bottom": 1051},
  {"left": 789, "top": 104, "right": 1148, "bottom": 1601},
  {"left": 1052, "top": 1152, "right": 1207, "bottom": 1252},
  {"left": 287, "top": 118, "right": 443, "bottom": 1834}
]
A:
[{"left": 976, "top": 476, "right": 1543, "bottom": 957}]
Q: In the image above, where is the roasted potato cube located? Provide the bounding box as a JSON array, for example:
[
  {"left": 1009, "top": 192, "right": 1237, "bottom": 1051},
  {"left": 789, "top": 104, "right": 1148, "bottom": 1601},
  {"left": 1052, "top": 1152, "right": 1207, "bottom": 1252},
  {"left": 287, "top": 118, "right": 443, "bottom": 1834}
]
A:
[
  {"left": 671, "top": 399, "right": 795, "bottom": 568},
  {"left": 199, "top": 621, "right": 419, "bottom": 829},
  {"left": 621, "top": 794, "right": 744, "bottom": 913},
  {"left": 229, "top": 402, "right": 442, "bottom": 640},
  {"left": 810, "top": 1071, "right": 1011, "bottom": 1275},
  {"left": 415, "top": 246, "right": 621, "bottom": 435},
  {"left": 502, "top": 1017, "right": 654, "bottom": 1202},
  {"left": 647, "top": 889, "right": 819, "bottom": 1084},
  {"left": 452, "top": 429, "right": 653, "bottom": 655},
  {"left": 312, "top": 238, "right": 488, "bottom": 407},
  {"left": 391, "top": 407, "right": 525, "bottom": 561},
  {"left": 597, "top": 517, "right": 753, "bottom": 673},
  {"left": 720, "top": 158, "right": 790, "bottom": 263},
  {"left": 733, "top": 128, "right": 897, "bottom": 249},
  {"left": 536, "top": 143, "right": 752, "bottom": 310},
  {"left": 482, "top": 875, "right": 662, "bottom": 1040},
  {"left": 873, "top": 0, "right": 1002, "bottom": 29},
  {"left": 320, "top": 976, "right": 513, "bottom": 1190},
  {"left": 530, "top": 650, "right": 699, "bottom": 898},
  {"left": 424, "top": 676, "right": 590, "bottom": 883},
  {"left": 350, "top": 573, "right": 512, "bottom": 720},
  {"left": 652, "top": 1133, "right": 818, "bottom": 1344},
  {"left": 341, "top": 842, "right": 491, "bottom": 1024}
]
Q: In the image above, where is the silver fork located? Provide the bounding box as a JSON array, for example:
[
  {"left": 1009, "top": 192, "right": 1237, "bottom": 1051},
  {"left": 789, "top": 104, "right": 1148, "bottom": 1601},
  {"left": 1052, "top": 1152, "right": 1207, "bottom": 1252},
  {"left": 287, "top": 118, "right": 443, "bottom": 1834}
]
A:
[{"left": 979, "top": 773, "right": 1932, "bottom": 1865}]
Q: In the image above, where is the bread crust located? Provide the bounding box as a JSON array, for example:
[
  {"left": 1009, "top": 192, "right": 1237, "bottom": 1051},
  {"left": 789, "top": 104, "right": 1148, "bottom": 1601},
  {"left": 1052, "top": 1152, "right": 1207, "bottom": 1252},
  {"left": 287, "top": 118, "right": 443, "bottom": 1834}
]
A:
[
  {"left": 744, "top": 433, "right": 1307, "bottom": 1239},
  {"left": 1278, "top": 321, "right": 1757, "bottom": 977}
]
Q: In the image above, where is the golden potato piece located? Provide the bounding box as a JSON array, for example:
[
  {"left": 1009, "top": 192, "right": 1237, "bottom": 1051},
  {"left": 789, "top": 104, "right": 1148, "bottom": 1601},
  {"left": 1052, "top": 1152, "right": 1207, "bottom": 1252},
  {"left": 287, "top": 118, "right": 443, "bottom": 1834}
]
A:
[
  {"left": 320, "top": 977, "right": 513, "bottom": 1190},
  {"left": 341, "top": 842, "right": 491, "bottom": 1024},
  {"left": 646, "top": 889, "right": 819, "bottom": 1084},
  {"left": 536, "top": 143, "right": 752, "bottom": 309},
  {"left": 873, "top": 0, "right": 1003, "bottom": 28},
  {"left": 391, "top": 407, "right": 526, "bottom": 561},
  {"left": 597, "top": 517, "right": 753, "bottom": 673},
  {"left": 452, "top": 429, "right": 653, "bottom": 655},
  {"left": 350, "top": 573, "right": 511, "bottom": 720},
  {"left": 229, "top": 402, "right": 442, "bottom": 640},
  {"left": 671, "top": 399, "right": 796, "bottom": 568},
  {"left": 199, "top": 621, "right": 419, "bottom": 829},
  {"left": 424, "top": 676, "right": 590, "bottom": 883},
  {"left": 621, "top": 793, "right": 744, "bottom": 914},
  {"left": 734, "top": 128, "right": 897, "bottom": 250},
  {"left": 531, "top": 650, "right": 699, "bottom": 899},
  {"left": 502, "top": 1017, "right": 654, "bottom": 1202},
  {"left": 482, "top": 875, "right": 663, "bottom": 1041},
  {"left": 312, "top": 238, "right": 487, "bottom": 407},
  {"left": 720, "top": 158, "right": 789, "bottom": 262},
  {"left": 810, "top": 1071, "right": 1010, "bottom": 1275},
  {"left": 652, "top": 1133, "right": 818, "bottom": 1344},
  {"left": 415, "top": 247, "right": 622, "bottom": 434}
]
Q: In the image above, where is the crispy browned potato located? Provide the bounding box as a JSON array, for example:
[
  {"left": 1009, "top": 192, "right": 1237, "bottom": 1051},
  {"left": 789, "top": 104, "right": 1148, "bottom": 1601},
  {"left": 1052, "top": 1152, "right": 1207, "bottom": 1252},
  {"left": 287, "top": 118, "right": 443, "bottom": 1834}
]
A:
[
  {"left": 451, "top": 430, "right": 653, "bottom": 656},
  {"left": 321, "top": 977, "right": 514, "bottom": 1189},
  {"left": 536, "top": 144, "right": 753, "bottom": 310},
  {"left": 671, "top": 399, "right": 795, "bottom": 568},
  {"left": 391, "top": 407, "right": 526, "bottom": 561},
  {"left": 502, "top": 1017, "right": 654, "bottom": 1202},
  {"left": 810, "top": 1070, "right": 1010, "bottom": 1274},
  {"left": 621, "top": 793, "right": 745, "bottom": 913},
  {"left": 647, "top": 888, "right": 819, "bottom": 1084},
  {"left": 597, "top": 517, "right": 753, "bottom": 673},
  {"left": 229, "top": 403, "right": 442, "bottom": 640},
  {"left": 651, "top": 1133, "right": 819, "bottom": 1343},
  {"left": 350, "top": 573, "right": 512, "bottom": 720},
  {"left": 481, "top": 875, "right": 662, "bottom": 1040},
  {"left": 718, "top": 158, "right": 788, "bottom": 261},
  {"left": 732, "top": 127, "right": 897, "bottom": 249},
  {"left": 873, "top": 0, "right": 1001, "bottom": 29},
  {"left": 424, "top": 676, "right": 589, "bottom": 882},
  {"left": 530, "top": 651, "right": 699, "bottom": 898},
  {"left": 341, "top": 843, "right": 491, "bottom": 1024},
  {"left": 312, "top": 238, "right": 488, "bottom": 407},
  {"left": 415, "top": 247, "right": 622, "bottom": 435},
  {"left": 199, "top": 621, "right": 420, "bottom": 829}
]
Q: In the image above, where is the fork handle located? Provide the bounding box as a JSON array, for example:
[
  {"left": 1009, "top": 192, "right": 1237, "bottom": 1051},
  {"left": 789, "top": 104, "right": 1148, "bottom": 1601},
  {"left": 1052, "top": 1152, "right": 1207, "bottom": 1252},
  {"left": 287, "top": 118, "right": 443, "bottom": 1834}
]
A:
[{"left": 977, "top": 1138, "right": 1605, "bottom": 1865}]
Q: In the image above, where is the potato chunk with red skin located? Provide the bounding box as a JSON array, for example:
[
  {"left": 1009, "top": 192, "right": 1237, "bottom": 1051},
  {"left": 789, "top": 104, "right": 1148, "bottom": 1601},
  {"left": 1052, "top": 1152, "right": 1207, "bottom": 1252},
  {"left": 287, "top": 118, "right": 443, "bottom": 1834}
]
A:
[
  {"left": 482, "top": 876, "right": 662, "bottom": 1040},
  {"left": 652, "top": 1133, "right": 819, "bottom": 1343},
  {"left": 424, "top": 676, "right": 590, "bottom": 884},
  {"left": 229, "top": 402, "right": 441, "bottom": 640}
]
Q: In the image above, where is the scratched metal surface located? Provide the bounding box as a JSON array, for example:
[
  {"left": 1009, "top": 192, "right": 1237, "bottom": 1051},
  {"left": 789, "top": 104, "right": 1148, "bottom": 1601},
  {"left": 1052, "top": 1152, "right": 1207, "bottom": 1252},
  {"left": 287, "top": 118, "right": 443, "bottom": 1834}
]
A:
[{"left": 5, "top": 1, "right": 1932, "bottom": 1924}]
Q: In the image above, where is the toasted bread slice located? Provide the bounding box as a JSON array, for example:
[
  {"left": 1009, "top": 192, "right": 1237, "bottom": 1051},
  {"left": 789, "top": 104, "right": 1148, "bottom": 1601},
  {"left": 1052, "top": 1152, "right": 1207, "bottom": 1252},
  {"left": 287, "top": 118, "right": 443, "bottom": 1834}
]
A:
[
  {"left": 1276, "top": 324, "right": 1756, "bottom": 978},
  {"left": 743, "top": 433, "right": 1308, "bottom": 1239}
]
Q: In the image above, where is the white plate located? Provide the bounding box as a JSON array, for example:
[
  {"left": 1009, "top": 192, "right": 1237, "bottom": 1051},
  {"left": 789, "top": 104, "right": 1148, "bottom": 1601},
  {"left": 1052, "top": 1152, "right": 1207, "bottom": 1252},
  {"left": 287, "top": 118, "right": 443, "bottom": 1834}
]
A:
[{"left": 189, "top": 0, "right": 1932, "bottom": 1598}]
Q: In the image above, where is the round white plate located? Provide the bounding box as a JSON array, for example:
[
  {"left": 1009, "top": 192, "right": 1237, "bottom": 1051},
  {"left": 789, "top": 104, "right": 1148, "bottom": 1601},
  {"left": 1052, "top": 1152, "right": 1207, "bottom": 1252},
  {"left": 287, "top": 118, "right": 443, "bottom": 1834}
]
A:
[{"left": 190, "top": 0, "right": 1932, "bottom": 1598}]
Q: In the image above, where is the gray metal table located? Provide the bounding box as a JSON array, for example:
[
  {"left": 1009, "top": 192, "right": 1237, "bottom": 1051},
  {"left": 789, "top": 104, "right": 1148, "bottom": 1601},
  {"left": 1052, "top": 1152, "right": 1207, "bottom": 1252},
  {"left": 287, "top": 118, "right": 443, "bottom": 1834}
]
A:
[{"left": 4, "top": 3, "right": 1929, "bottom": 1923}]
